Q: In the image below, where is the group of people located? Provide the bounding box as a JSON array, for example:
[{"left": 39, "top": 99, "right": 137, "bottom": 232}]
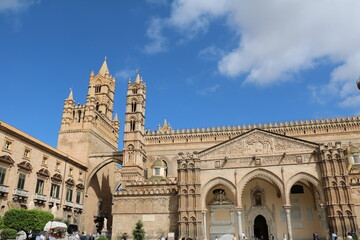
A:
[{"left": 331, "top": 231, "right": 359, "bottom": 240}]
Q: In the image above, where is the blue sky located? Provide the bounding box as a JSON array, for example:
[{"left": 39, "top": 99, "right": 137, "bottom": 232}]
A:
[{"left": 1, "top": 0, "right": 360, "bottom": 149}]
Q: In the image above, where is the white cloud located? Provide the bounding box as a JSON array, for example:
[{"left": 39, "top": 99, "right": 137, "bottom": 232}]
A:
[
  {"left": 145, "top": 0, "right": 360, "bottom": 107},
  {"left": 0, "top": 0, "right": 38, "bottom": 13},
  {"left": 196, "top": 84, "right": 220, "bottom": 95},
  {"left": 198, "top": 46, "right": 224, "bottom": 61},
  {"left": 115, "top": 69, "right": 136, "bottom": 81},
  {"left": 144, "top": 17, "right": 167, "bottom": 54}
]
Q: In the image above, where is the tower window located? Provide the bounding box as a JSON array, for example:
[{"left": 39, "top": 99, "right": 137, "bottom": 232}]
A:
[
  {"left": 131, "top": 102, "right": 137, "bottom": 112},
  {"left": 77, "top": 110, "right": 82, "bottom": 123},
  {"left": 95, "top": 85, "right": 101, "bottom": 93},
  {"left": 130, "top": 120, "right": 136, "bottom": 131},
  {"left": 132, "top": 89, "right": 138, "bottom": 94}
]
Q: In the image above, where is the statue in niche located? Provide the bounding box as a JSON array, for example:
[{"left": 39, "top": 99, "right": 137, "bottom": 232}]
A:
[
  {"left": 253, "top": 189, "right": 263, "bottom": 206},
  {"left": 211, "top": 189, "right": 231, "bottom": 205}
]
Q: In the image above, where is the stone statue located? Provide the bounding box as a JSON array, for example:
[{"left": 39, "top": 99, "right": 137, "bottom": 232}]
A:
[{"left": 103, "top": 218, "right": 108, "bottom": 230}]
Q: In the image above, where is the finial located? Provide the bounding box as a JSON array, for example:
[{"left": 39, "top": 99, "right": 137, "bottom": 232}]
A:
[
  {"left": 67, "top": 88, "right": 73, "bottom": 100},
  {"left": 135, "top": 68, "right": 141, "bottom": 83},
  {"left": 163, "top": 118, "right": 168, "bottom": 127},
  {"left": 105, "top": 56, "right": 107, "bottom": 61}
]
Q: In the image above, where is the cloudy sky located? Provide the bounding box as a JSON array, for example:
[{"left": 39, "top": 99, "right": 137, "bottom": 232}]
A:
[{"left": 1, "top": 0, "right": 360, "bottom": 148}]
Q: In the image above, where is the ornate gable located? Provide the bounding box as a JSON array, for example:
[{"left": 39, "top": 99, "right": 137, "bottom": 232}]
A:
[{"left": 199, "top": 129, "right": 318, "bottom": 160}]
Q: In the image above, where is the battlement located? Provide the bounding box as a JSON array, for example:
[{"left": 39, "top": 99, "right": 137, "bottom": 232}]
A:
[{"left": 144, "top": 116, "right": 360, "bottom": 145}]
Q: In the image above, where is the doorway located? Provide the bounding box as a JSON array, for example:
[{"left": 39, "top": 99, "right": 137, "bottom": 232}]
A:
[{"left": 254, "top": 215, "right": 269, "bottom": 240}]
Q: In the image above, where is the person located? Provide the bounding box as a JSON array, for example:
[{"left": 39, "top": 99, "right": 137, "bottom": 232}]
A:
[
  {"left": 161, "top": 236, "right": 165, "bottom": 240},
  {"left": 348, "top": 233, "right": 353, "bottom": 240},
  {"left": 215, "top": 236, "right": 218, "bottom": 240},
  {"left": 241, "top": 232, "right": 246, "bottom": 240},
  {"left": 332, "top": 233, "right": 338, "bottom": 240},
  {"left": 80, "top": 232, "right": 88, "bottom": 240},
  {"left": 313, "top": 232, "right": 319, "bottom": 240},
  {"left": 270, "top": 234, "right": 274, "bottom": 240},
  {"left": 233, "top": 234, "right": 237, "bottom": 240},
  {"left": 39, "top": 234, "right": 45, "bottom": 240},
  {"left": 282, "top": 233, "right": 287, "bottom": 240}
]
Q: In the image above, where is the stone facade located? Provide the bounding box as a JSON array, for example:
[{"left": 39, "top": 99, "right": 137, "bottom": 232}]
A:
[{"left": 2, "top": 60, "right": 360, "bottom": 240}]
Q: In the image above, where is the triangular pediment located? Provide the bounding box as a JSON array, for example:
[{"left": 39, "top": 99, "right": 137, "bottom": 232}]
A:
[{"left": 199, "top": 129, "right": 318, "bottom": 160}]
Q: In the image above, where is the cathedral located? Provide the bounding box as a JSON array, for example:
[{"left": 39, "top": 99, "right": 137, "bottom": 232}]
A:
[{"left": 1, "top": 59, "right": 360, "bottom": 240}]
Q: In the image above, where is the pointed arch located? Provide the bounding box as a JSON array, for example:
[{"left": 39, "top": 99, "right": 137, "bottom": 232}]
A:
[
  {"left": 237, "top": 168, "right": 284, "bottom": 206},
  {"left": 201, "top": 177, "right": 236, "bottom": 208},
  {"left": 285, "top": 172, "right": 324, "bottom": 205}
]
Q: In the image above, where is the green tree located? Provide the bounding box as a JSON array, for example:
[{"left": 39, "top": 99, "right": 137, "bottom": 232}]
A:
[
  {"left": 0, "top": 228, "right": 17, "bottom": 239},
  {"left": 0, "top": 215, "right": 4, "bottom": 229},
  {"left": 3, "top": 209, "right": 54, "bottom": 232},
  {"left": 132, "top": 221, "right": 145, "bottom": 240}
]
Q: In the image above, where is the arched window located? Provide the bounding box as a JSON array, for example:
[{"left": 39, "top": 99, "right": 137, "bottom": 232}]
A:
[
  {"left": 131, "top": 102, "right": 137, "bottom": 112},
  {"left": 77, "top": 110, "right": 82, "bottom": 123},
  {"left": 95, "top": 85, "right": 101, "bottom": 93},
  {"left": 130, "top": 120, "right": 136, "bottom": 131}
]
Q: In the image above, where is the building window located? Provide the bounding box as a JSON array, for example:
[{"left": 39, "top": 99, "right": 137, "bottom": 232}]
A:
[
  {"left": 4, "top": 140, "right": 12, "bottom": 151},
  {"left": 0, "top": 167, "right": 6, "bottom": 185},
  {"left": 130, "top": 120, "right": 136, "bottom": 131},
  {"left": 131, "top": 102, "right": 137, "bottom": 112},
  {"left": 155, "top": 168, "right": 160, "bottom": 176},
  {"left": 50, "top": 183, "right": 60, "bottom": 198},
  {"left": 144, "top": 169, "right": 148, "bottom": 179},
  {"left": 23, "top": 148, "right": 31, "bottom": 158},
  {"left": 69, "top": 168, "right": 73, "bottom": 176},
  {"left": 132, "top": 89, "right": 137, "bottom": 94},
  {"left": 42, "top": 156, "right": 48, "bottom": 166},
  {"left": 35, "top": 179, "right": 44, "bottom": 194},
  {"left": 17, "top": 173, "right": 26, "bottom": 190},
  {"left": 76, "top": 191, "right": 81, "bottom": 204},
  {"left": 95, "top": 86, "right": 101, "bottom": 93},
  {"left": 66, "top": 188, "right": 73, "bottom": 202},
  {"left": 55, "top": 162, "right": 61, "bottom": 170}
]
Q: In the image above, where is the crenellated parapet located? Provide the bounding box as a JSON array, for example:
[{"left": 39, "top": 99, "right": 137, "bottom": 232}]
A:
[{"left": 144, "top": 116, "right": 360, "bottom": 144}]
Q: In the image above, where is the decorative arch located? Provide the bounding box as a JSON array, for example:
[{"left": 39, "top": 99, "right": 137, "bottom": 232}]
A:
[
  {"left": 246, "top": 206, "right": 277, "bottom": 240},
  {"left": 66, "top": 178, "right": 75, "bottom": 186},
  {"left": 285, "top": 172, "right": 324, "bottom": 205},
  {"left": 18, "top": 161, "right": 33, "bottom": 172},
  {"left": 37, "top": 168, "right": 50, "bottom": 178},
  {"left": 86, "top": 156, "right": 123, "bottom": 193},
  {"left": 201, "top": 177, "right": 236, "bottom": 208},
  {"left": 237, "top": 169, "right": 284, "bottom": 206},
  {"left": 51, "top": 173, "right": 63, "bottom": 182}
]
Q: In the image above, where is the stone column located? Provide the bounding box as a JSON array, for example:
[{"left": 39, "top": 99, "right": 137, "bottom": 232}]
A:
[
  {"left": 236, "top": 209, "right": 243, "bottom": 239},
  {"left": 284, "top": 206, "right": 293, "bottom": 240},
  {"left": 320, "top": 203, "right": 330, "bottom": 240},
  {"left": 203, "top": 210, "right": 207, "bottom": 240}
]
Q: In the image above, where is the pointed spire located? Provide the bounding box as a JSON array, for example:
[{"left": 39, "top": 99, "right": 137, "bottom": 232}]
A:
[
  {"left": 99, "top": 56, "right": 109, "bottom": 76},
  {"left": 163, "top": 118, "right": 168, "bottom": 127},
  {"left": 114, "top": 113, "right": 119, "bottom": 122},
  {"left": 135, "top": 68, "right": 141, "bottom": 83},
  {"left": 90, "top": 71, "right": 94, "bottom": 77},
  {"left": 67, "top": 88, "right": 73, "bottom": 100}
]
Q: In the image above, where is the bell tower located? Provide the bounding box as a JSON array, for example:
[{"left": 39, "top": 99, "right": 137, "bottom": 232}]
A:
[
  {"left": 57, "top": 58, "right": 120, "bottom": 164},
  {"left": 122, "top": 70, "right": 146, "bottom": 181}
]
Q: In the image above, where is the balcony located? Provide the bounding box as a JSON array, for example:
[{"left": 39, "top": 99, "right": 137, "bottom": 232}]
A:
[
  {"left": 13, "top": 188, "right": 28, "bottom": 199},
  {"left": 0, "top": 184, "right": 9, "bottom": 195},
  {"left": 34, "top": 193, "right": 47, "bottom": 202},
  {"left": 64, "top": 200, "right": 73, "bottom": 208},
  {"left": 49, "top": 197, "right": 60, "bottom": 205}
]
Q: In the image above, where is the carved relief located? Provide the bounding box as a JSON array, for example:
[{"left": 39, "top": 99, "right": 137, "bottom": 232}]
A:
[{"left": 200, "top": 131, "right": 317, "bottom": 159}]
